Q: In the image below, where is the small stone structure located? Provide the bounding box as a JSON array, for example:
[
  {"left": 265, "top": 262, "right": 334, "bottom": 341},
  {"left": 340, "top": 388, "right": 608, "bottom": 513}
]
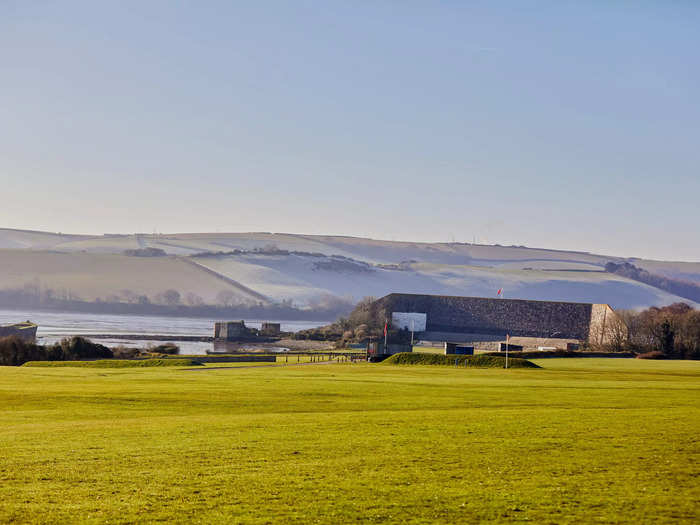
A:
[
  {"left": 260, "top": 322, "right": 281, "bottom": 336},
  {"left": 499, "top": 343, "right": 524, "bottom": 352},
  {"left": 214, "top": 321, "right": 249, "bottom": 341},
  {"left": 444, "top": 342, "right": 474, "bottom": 355},
  {"left": 367, "top": 342, "right": 412, "bottom": 357}
]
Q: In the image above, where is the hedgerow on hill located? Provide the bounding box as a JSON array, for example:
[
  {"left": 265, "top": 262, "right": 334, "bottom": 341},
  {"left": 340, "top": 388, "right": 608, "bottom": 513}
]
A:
[{"left": 383, "top": 352, "right": 540, "bottom": 368}]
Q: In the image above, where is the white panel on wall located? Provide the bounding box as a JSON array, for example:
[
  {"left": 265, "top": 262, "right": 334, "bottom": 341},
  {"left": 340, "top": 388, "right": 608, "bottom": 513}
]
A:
[{"left": 391, "top": 312, "right": 427, "bottom": 332}]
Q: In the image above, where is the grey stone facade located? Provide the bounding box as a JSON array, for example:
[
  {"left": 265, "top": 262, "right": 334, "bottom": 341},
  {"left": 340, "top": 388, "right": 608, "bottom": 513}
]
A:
[
  {"left": 261, "top": 322, "right": 281, "bottom": 336},
  {"left": 214, "top": 321, "right": 249, "bottom": 340},
  {"left": 376, "top": 293, "right": 625, "bottom": 347}
]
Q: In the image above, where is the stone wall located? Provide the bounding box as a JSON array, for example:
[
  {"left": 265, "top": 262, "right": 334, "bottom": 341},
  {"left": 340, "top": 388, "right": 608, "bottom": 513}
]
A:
[
  {"left": 589, "top": 303, "right": 628, "bottom": 347},
  {"left": 419, "top": 332, "right": 581, "bottom": 351},
  {"left": 261, "top": 322, "right": 281, "bottom": 336},
  {"left": 377, "top": 294, "right": 594, "bottom": 340},
  {"left": 214, "top": 321, "right": 249, "bottom": 340}
]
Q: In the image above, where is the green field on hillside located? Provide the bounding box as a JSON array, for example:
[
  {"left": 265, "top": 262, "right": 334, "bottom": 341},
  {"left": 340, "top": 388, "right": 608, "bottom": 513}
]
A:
[{"left": 0, "top": 358, "right": 698, "bottom": 523}]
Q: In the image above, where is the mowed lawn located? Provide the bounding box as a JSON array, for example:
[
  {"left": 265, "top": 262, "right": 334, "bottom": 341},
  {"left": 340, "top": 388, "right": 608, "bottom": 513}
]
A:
[{"left": 0, "top": 359, "right": 698, "bottom": 524}]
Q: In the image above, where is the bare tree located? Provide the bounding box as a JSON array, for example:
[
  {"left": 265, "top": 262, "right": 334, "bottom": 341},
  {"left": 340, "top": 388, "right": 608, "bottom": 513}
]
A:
[
  {"left": 216, "top": 290, "right": 237, "bottom": 307},
  {"left": 185, "top": 292, "right": 204, "bottom": 306},
  {"left": 161, "top": 289, "right": 181, "bottom": 306},
  {"left": 120, "top": 289, "right": 138, "bottom": 304}
]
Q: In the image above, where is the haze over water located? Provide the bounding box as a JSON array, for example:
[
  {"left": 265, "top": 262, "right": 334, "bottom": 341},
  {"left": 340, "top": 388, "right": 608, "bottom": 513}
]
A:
[{"left": 0, "top": 309, "right": 325, "bottom": 355}]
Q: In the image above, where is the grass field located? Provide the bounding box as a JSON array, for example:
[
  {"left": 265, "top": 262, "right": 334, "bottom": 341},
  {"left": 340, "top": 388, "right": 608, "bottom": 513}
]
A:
[
  {"left": 22, "top": 359, "right": 204, "bottom": 368},
  {"left": 0, "top": 358, "right": 698, "bottom": 523}
]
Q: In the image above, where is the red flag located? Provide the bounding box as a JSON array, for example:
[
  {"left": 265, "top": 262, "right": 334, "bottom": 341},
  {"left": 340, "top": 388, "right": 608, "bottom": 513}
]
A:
[
  {"left": 383, "top": 321, "right": 388, "bottom": 337},
  {"left": 497, "top": 288, "right": 502, "bottom": 296}
]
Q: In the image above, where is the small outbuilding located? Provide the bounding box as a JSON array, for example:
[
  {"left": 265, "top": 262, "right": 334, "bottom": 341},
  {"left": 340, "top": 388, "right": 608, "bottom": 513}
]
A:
[
  {"left": 366, "top": 342, "right": 412, "bottom": 362},
  {"left": 214, "top": 321, "right": 249, "bottom": 340},
  {"left": 261, "top": 322, "right": 281, "bottom": 336},
  {"left": 444, "top": 343, "right": 474, "bottom": 355}
]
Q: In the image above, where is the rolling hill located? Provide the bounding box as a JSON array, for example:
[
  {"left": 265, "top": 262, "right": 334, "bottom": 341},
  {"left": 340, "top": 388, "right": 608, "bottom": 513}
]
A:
[{"left": 0, "top": 228, "right": 697, "bottom": 312}]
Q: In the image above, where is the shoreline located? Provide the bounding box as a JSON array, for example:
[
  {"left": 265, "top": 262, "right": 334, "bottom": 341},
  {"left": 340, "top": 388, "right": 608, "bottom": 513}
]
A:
[{"left": 0, "top": 302, "right": 341, "bottom": 323}]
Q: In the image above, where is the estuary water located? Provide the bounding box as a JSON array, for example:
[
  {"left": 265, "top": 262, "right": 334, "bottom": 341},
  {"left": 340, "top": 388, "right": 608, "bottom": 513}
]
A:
[{"left": 0, "top": 309, "right": 327, "bottom": 355}]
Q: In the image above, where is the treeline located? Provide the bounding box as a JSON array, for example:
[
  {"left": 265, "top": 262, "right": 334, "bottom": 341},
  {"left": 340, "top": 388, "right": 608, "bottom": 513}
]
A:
[
  {"left": 193, "top": 247, "right": 328, "bottom": 258},
  {"left": 294, "top": 297, "right": 410, "bottom": 344},
  {"left": 123, "top": 247, "right": 167, "bottom": 257},
  {"left": 606, "top": 262, "right": 700, "bottom": 303},
  {"left": 190, "top": 247, "right": 372, "bottom": 270},
  {"left": 617, "top": 303, "right": 700, "bottom": 359},
  {"left": 0, "top": 287, "right": 353, "bottom": 321}
]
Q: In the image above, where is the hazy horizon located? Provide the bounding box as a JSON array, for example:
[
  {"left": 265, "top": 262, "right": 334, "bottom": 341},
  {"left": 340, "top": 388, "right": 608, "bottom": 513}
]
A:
[
  {"left": 2, "top": 2, "right": 699, "bottom": 261},
  {"left": 3, "top": 226, "right": 699, "bottom": 264}
]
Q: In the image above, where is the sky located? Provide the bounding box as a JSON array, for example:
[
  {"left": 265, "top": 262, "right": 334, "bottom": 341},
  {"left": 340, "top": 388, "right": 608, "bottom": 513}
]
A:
[{"left": 1, "top": 1, "right": 699, "bottom": 261}]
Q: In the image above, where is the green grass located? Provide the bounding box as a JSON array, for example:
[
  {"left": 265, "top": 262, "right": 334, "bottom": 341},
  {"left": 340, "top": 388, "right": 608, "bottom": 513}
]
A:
[
  {"left": 0, "top": 359, "right": 698, "bottom": 523},
  {"left": 384, "top": 352, "right": 540, "bottom": 368},
  {"left": 173, "top": 354, "right": 357, "bottom": 365},
  {"left": 22, "top": 358, "right": 203, "bottom": 368},
  {"left": 411, "top": 345, "right": 445, "bottom": 354}
]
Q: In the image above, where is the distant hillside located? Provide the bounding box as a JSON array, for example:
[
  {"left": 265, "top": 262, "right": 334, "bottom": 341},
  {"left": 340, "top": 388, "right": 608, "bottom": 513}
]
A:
[
  {"left": 605, "top": 262, "right": 700, "bottom": 303},
  {"left": 0, "top": 228, "right": 697, "bottom": 314}
]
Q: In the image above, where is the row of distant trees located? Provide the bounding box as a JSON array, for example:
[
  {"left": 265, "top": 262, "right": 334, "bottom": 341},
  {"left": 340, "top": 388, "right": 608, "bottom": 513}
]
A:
[
  {"left": 110, "top": 288, "right": 199, "bottom": 306},
  {"left": 0, "top": 282, "right": 354, "bottom": 320},
  {"left": 1, "top": 282, "right": 253, "bottom": 308},
  {"left": 605, "top": 262, "right": 700, "bottom": 303},
  {"left": 596, "top": 303, "right": 700, "bottom": 359},
  {"left": 5, "top": 281, "right": 356, "bottom": 311}
]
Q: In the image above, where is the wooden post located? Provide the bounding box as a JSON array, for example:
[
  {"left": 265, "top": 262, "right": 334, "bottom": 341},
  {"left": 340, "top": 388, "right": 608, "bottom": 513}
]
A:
[{"left": 506, "top": 334, "right": 509, "bottom": 369}]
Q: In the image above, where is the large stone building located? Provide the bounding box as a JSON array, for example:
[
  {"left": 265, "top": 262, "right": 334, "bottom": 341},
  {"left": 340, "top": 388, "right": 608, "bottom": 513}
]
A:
[{"left": 375, "top": 293, "right": 626, "bottom": 351}]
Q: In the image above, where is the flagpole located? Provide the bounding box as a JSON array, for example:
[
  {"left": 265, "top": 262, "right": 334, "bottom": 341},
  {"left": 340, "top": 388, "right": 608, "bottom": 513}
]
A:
[
  {"left": 506, "top": 334, "right": 509, "bottom": 369},
  {"left": 384, "top": 318, "right": 388, "bottom": 353}
]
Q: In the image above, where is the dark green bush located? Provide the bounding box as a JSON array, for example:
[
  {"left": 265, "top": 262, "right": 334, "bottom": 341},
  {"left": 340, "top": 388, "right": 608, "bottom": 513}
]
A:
[
  {"left": 0, "top": 336, "right": 112, "bottom": 366},
  {"left": 382, "top": 352, "right": 540, "bottom": 369},
  {"left": 51, "top": 337, "right": 113, "bottom": 360},
  {"left": 112, "top": 346, "right": 142, "bottom": 359},
  {"left": 0, "top": 336, "right": 47, "bottom": 366},
  {"left": 151, "top": 343, "right": 180, "bottom": 355}
]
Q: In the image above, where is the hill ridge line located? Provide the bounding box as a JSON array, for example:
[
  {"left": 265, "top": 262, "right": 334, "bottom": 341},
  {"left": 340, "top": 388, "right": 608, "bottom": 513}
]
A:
[{"left": 180, "top": 257, "right": 271, "bottom": 304}]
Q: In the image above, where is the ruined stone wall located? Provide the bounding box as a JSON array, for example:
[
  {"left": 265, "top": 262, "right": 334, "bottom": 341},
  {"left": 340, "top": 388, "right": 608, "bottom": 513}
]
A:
[{"left": 378, "top": 294, "right": 594, "bottom": 340}]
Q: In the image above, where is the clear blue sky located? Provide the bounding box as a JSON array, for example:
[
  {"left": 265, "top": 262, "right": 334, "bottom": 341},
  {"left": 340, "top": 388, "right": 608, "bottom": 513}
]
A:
[{"left": 2, "top": 1, "right": 699, "bottom": 261}]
